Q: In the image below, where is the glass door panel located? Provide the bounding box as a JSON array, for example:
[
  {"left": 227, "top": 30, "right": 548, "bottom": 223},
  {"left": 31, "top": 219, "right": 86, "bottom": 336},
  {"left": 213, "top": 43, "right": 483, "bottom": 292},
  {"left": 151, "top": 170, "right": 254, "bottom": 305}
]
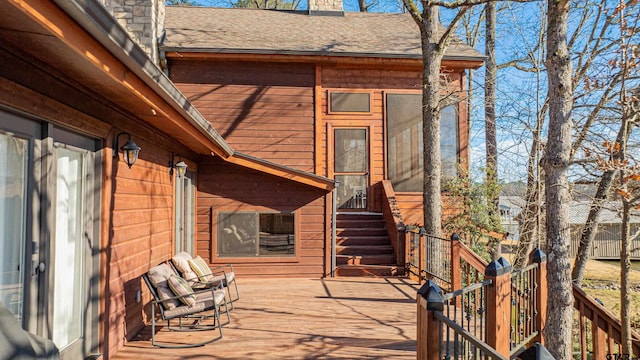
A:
[
  {"left": 52, "top": 147, "right": 85, "bottom": 350},
  {"left": 0, "top": 133, "right": 27, "bottom": 320},
  {"left": 334, "top": 129, "right": 368, "bottom": 210}
]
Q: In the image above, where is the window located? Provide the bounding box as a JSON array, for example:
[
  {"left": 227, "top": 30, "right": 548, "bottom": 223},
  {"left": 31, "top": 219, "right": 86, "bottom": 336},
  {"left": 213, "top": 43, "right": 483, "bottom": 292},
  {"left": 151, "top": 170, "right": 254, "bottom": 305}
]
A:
[
  {"left": 217, "top": 212, "right": 295, "bottom": 257},
  {"left": 386, "top": 93, "right": 458, "bottom": 192},
  {"left": 328, "top": 91, "right": 371, "bottom": 113}
]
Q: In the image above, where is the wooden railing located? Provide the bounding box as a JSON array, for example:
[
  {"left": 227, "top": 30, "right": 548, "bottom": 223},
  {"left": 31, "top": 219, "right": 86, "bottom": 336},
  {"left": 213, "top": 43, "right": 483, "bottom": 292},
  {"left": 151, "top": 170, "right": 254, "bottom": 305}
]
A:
[
  {"left": 573, "top": 284, "right": 640, "bottom": 358},
  {"left": 417, "top": 253, "right": 547, "bottom": 359},
  {"left": 380, "top": 180, "right": 405, "bottom": 267}
]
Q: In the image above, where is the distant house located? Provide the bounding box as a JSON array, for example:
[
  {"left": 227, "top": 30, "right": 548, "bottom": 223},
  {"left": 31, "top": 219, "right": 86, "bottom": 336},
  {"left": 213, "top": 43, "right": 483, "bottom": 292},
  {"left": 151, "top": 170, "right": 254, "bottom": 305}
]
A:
[
  {"left": 499, "top": 196, "right": 640, "bottom": 259},
  {"left": 0, "top": 0, "right": 483, "bottom": 358},
  {"left": 569, "top": 201, "right": 640, "bottom": 260},
  {"left": 499, "top": 196, "right": 526, "bottom": 241}
]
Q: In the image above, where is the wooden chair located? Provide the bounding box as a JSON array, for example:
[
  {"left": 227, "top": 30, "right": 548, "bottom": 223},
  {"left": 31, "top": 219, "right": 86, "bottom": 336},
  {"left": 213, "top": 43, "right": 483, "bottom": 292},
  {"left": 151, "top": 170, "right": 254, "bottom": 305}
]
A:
[
  {"left": 172, "top": 252, "right": 240, "bottom": 310},
  {"left": 143, "top": 263, "right": 230, "bottom": 348}
]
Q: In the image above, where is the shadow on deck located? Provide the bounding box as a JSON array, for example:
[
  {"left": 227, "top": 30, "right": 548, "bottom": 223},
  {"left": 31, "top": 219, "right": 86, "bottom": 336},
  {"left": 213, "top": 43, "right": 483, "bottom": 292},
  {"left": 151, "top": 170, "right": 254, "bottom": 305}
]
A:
[{"left": 112, "top": 277, "right": 419, "bottom": 360}]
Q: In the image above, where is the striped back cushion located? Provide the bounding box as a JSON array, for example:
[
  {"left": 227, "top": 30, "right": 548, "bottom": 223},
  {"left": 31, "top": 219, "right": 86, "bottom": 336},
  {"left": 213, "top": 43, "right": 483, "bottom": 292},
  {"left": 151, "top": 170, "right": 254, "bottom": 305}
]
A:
[
  {"left": 188, "top": 256, "right": 213, "bottom": 281},
  {"left": 168, "top": 274, "right": 196, "bottom": 306}
]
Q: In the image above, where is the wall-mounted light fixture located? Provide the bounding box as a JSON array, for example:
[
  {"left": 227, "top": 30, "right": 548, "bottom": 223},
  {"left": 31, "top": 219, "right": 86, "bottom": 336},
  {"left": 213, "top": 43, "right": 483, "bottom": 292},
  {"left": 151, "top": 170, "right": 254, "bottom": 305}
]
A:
[
  {"left": 169, "top": 153, "right": 188, "bottom": 178},
  {"left": 113, "top": 132, "right": 141, "bottom": 169}
]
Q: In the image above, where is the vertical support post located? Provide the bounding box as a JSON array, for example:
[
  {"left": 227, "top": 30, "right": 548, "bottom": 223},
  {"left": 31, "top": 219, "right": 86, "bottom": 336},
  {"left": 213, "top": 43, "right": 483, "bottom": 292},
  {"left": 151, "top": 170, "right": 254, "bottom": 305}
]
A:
[
  {"left": 417, "top": 280, "right": 443, "bottom": 360},
  {"left": 486, "top": 257, "right": 512, "bottom": 358},
  {"left": 531, "top": 249, "right": 547, "bottom": 345},
  {"left": 450, "top": 233, "right": 461, "bottom": 291},
  {"left": 397, "top": 225, "right": 406, "bottom": 267}
]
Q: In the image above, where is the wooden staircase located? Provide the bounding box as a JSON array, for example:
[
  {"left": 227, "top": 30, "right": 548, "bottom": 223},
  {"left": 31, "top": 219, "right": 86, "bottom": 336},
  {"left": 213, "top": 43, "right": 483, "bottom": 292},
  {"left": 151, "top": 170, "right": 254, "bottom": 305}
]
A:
[{"left": 335, "top": 213, "right": 403, "bottom": 277}]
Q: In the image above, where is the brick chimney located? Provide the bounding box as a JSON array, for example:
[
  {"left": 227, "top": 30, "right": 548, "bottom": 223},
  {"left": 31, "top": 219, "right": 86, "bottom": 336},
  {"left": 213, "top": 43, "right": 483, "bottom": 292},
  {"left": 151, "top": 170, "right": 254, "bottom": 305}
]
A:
[
  {"left": 102, "top": 0, "right": 165, "bottom": 65},
  {"left": 308, "top": 0, "right": 344, "bottom": 15}
]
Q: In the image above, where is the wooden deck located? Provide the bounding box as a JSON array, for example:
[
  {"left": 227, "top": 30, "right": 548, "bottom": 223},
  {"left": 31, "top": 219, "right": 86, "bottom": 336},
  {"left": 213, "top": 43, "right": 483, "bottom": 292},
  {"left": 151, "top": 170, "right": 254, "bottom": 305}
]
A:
[{"left": 112, "top": 277, "right": 419, "bottom": 359}]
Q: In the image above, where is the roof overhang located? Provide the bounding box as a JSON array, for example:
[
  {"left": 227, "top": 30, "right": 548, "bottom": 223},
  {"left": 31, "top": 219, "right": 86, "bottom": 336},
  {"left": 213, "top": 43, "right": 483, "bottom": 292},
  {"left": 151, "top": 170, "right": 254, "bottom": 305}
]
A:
[
  {"left": 0, "top": 0, "right": 234, "bottom": 157},
  {"left": 225, "top": 153, "right": 335, "bottom": 192},
  {"left": 164, "top": 50, "right": 485, "bottom": 70}
]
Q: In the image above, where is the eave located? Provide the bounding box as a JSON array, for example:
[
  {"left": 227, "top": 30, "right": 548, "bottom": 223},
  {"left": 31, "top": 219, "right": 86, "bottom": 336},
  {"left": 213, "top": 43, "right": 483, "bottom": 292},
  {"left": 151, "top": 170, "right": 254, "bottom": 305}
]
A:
[
  {"left": 164, "top": 51, "right": 485, "bottom": 70},
  {"left": 1, "top": 0, "right": 233, "bottom": 157},
  {"left": 225, "top": 153, "right": 335, "bottom": 192}
]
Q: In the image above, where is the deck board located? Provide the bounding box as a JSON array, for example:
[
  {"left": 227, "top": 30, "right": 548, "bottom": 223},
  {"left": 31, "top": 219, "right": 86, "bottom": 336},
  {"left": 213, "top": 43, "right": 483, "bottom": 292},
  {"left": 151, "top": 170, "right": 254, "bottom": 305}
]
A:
[{"left": 112, "top": 277, "right": 419, "bottom": 359}]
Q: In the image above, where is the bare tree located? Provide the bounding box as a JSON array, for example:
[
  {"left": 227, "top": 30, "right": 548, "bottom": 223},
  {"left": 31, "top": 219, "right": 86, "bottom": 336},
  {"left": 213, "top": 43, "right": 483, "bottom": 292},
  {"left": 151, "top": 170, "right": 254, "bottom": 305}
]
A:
[{"left": 543, "top": 0, "right": 574, "bottom": 358}]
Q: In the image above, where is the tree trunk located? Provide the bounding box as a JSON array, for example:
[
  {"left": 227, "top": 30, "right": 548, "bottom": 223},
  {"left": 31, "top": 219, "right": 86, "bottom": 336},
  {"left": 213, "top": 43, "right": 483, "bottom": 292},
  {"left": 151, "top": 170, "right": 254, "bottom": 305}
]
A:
[
  {"left": 485, "top": 1, "right": 500, "bottom": 260},
  {"left": 543, "top": 1, "right": 574, "bottom": 359},
  {"left": 357, "top": 0, "right": 368, "bottom": 12},
  {"left": 421, "top": 5, "right": 443, "bottom": 238}
]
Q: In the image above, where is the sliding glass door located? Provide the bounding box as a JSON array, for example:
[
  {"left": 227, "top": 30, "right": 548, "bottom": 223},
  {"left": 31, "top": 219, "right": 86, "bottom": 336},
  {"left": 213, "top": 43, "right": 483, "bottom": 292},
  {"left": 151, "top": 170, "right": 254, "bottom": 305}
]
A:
[
  {"left": 0, "top": 133, "right": 28, "bottom": 320},
  {"left": 0, "top": 110, "right": 100, "bottom": 359}
]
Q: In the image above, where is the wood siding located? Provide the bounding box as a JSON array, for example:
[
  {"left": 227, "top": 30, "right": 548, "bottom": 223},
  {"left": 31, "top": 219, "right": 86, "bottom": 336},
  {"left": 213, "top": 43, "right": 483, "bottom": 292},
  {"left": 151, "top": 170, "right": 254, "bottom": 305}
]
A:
[
  {"left": 197, "top": 156, "right": 328, "bottom": 277},
  {"left": 170, "top": 60, "right": 316, "bottom": 172},
  {"left": 1, "top": 58, "right": 197, "bottom": 358}
]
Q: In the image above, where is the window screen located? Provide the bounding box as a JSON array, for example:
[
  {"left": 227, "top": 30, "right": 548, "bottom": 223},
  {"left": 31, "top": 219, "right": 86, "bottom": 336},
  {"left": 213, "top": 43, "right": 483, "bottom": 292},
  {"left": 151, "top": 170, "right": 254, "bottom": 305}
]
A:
[
  {"left": 329, "top": 92, "right": 371, "bottom": 113},
  {"left": 386, "top": 93, "right": 458, "bottom": 192}
]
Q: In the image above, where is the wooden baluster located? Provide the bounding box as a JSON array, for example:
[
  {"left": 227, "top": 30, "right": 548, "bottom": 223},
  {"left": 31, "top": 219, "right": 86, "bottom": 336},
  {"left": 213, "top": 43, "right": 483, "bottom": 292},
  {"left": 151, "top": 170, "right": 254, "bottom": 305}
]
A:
[
  {"left": 450, "top": 233, "right": 461, "bottom": 291},
  {"left": 592, "top": 311, "right": 607, "bottom": 359}
]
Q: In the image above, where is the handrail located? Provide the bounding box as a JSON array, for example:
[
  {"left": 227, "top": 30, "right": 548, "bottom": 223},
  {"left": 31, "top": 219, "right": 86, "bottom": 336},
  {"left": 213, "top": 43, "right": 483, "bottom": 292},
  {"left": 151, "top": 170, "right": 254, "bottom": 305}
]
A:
[
  {"left": 380, "top": 180, "right": 405, "bottom": 267},
  {"left": 433, "top": 312, "right": 507, "bottom": 360},
  {"left": 459, "top": 242, "right": 487, "bottom": 272},
  {"left": 443, "top": 279, "right": 492, "bottom": 302}
]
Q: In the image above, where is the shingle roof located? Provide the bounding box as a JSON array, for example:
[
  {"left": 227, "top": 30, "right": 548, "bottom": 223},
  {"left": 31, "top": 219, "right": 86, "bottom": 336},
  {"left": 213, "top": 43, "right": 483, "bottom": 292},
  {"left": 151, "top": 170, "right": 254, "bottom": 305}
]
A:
[
  {"left": 162, "top": 6, "right": 484, "bottom": 61},
  {"left": 569, "top": 201, "right": 640, "bottom": 225}
]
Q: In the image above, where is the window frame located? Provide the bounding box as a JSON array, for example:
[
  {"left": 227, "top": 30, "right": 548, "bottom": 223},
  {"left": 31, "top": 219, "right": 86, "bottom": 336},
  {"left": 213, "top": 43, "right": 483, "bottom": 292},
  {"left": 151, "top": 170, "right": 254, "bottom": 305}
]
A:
[
  {"left": 383, "top": 91, "right": 460, "bottom": 192},
  {"left": 212, "top": 210, "right": 300, "bottom": 263},
  {"left": 327, "top": 90, "right": 374, "bottom": 115}
]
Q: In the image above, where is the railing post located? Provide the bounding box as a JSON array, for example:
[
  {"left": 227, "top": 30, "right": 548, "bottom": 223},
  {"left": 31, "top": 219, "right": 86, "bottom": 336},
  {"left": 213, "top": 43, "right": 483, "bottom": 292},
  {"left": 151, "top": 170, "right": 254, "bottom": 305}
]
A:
[
  {"left": 530, "top": 249, "right": 547, "bottom": 346},
  {"left": 417, "top": 280, "right": 443, "bottom": 360},
  {"left": 450, "top": 233, "right": 461, "bottom": 292},
  {"left": 397, "top": 224, "right": 405, "bottom": 267},
  {"left": 486, "top": 257, "right": 512, "bottom": 358}
]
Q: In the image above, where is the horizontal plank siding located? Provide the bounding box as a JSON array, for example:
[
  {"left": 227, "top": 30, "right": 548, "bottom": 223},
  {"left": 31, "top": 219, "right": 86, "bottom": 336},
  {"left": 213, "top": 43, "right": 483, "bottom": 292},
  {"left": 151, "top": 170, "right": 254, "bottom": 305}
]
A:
[
  {"left": 197, "top": 157, "right": 327, "bottom": 277},
  {"left": 170, "top": 60, "right": 316, "bottom": 172},
  {"left": 1, "top": 70, "right": 199, "bottom": 358}
]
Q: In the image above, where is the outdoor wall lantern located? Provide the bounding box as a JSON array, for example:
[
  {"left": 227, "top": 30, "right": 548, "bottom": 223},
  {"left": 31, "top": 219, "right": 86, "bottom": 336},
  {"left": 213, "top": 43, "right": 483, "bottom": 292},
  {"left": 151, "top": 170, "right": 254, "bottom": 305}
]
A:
[
  {"left": 113, "top": 132, "right": 141, "bottom": 169},
  {"left": 169, "top": 153, "right": 188, "bottom": 178}
]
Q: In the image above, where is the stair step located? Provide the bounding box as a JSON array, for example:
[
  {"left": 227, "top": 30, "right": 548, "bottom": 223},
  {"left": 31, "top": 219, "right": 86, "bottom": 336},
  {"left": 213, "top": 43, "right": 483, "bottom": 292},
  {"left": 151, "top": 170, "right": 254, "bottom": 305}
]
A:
[
  {"left": 337, "top": 228, "right": 388, "bottom": 237},
  {"left": 337, "top": 236, "right": 390, "bottom": 246},
  {"left": 336, "top": 254, "right": 396, "bottom": 265},
  {"left": 335, "top": 265, "right": 404, "bottom": 277},
  {"left": 337, "top": 245, "right": 394, "bottom": 255},
  {"left": 336, "top": 213, "right": 383, "bottom": 221},
  {"left": 336, "top": 219, "right": 387, "bottom": 228}
]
